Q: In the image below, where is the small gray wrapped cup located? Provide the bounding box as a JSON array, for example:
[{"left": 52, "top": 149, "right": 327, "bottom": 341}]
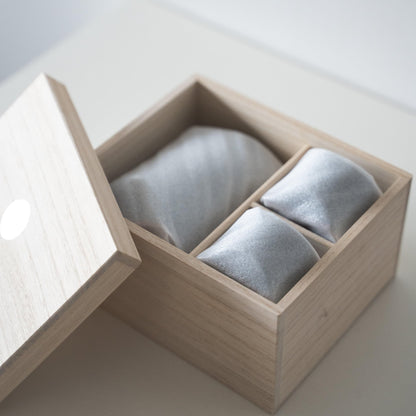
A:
[
  {"left": 111, "top": 126, "right": 281, "bottom": 252},
  {"left": 260, "top": 148, "right": 382, "bottom": 242},
  {"left": 197, "top": 207, "right": 320, "bottom": 303}
]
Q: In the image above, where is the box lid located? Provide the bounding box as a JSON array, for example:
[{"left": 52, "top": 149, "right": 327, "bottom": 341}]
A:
[{"left": 0, "top": 74, "right": 141, "bottom": 400}]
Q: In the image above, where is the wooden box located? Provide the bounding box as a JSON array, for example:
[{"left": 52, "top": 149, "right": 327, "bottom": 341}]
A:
[
  {"left": 98, "top": 76, "right": 411, "bottom": 412},
  {"left": 0, "top": 75, "right": 411, "bottom": 413}
]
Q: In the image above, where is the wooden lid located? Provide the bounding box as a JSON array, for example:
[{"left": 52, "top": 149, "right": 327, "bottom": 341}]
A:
[{"left": 0, "top": 74, "right": 141, "bottom": 400}]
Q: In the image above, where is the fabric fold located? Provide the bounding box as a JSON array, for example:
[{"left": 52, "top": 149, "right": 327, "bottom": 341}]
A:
[
  {"left": 111, "top": 126, "right": 282, "bottom": 252},
  {"left": 197, "top": 207, "right": 320, "bottom": 303},
  {"left": 260, "top": 148, "right": 382, "bottom": 242}
]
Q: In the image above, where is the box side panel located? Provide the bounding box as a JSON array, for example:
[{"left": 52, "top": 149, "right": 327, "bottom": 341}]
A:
[
  {"left": 103, "top": 231, "right": 280, "bottom": 412},
  {"left": 97, "top": 80, "right": 197, "bottom": 182},
  {"left": 197, "top": 77, "right": 402, "bottom": 192},
  {"left": 277, "top": 178, "right": 411, "bottom": 405},
  {"left": 196, "top": 82, "right": 304, "bottom": 163}
]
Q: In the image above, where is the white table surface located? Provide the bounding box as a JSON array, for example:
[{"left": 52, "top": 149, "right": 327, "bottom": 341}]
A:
[
  {"left": 156, "top": 0, "right": 416, "bottom": 112},
  {"left": 0, "top": 1, "right": 415, "bottom": 415}
]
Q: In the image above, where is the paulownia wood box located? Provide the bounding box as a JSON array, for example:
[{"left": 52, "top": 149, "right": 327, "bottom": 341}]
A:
[
  {"left": 0, "top": 74, "right": 411, "bottom": 413},
  {"left": 98, "top": 76, "right": 411, "bottom": 412}
]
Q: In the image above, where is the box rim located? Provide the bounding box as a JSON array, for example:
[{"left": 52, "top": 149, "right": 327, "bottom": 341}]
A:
[{"left": 96, "top": 74, "right": 412, "bottom": 315}]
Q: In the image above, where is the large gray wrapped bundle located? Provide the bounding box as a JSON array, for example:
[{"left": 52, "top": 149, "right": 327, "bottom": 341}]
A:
[
  {"left": 197, "top": 207, "right": 320, "bottom": 303},
  {"left": 261, "top": 148, "right": 382, "bottom": 242},
  {"left": 111, "top": 126, "right": 282, "bottom": 252}
]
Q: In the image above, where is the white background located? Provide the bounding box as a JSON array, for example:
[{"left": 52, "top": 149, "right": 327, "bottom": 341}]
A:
[
  {"left": 157, "top": 0, "right": 416, "bottom": 112},
  {"left": 1, "top": 0, "right": 416, "bottom": 111},
  {"left": 0, "top": 0, "right": 123, "bottom": 81},
  {"left": 0, "top": 1, "right": 415, "bottom": 415}
]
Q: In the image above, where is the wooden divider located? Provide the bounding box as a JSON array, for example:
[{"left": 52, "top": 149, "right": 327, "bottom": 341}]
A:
[
  {"left": 190, "top": 144, "right": 311, "bottom": 256},
  {"left": 250, "top": 203, "right": 334, "bottom": 257}
]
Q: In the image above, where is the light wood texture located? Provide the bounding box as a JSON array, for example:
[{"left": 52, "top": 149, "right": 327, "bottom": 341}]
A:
[
  {"left": 98, "top": 76, "right": 411, "bottom": 413},
  {"left": 0, "top": 74, "right": 140, "bottom": 402},
  {"left": 95, "top": 79, "right": 309, "bottom": 181},
  {"left": 104, "top": 220, "right": 280, "bottom": 411},
  {"left": 275, "top": 176, "right": 411, "bottom": 406},
  {"left": 196, "top": 81, "right": 303, "bottom": 163},
  {"left": 98, "top": 77, "right": 198, "bottom": 182},
  {"left": 196, "top": 76, "right": 404, "bottom": 192}
]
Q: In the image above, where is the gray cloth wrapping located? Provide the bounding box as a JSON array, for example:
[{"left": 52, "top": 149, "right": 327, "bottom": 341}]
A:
[
  {"left": 197, "top": 207, "right": 320, "bottom": 303},
  {"left": 260, "top": 148, "right": 382, "bottom": 242},
  {"left": 111, "top": 126, "right": 282, "bottom": 252}
]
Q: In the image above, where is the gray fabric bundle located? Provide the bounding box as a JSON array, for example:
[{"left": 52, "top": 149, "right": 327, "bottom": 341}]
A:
[
  {"left": 260, "top": 148, "right": 382, "bottom": 242},
  {"left": 111, "top": 126, "right": 282, "bottom": 252},
  {"left": 197, "top": 207, "right": 320, "bottom": 303}
]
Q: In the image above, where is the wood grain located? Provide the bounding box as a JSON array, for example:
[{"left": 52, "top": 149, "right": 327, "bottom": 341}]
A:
[
  {"left": 97, "top": 77, "right": 198, "bottom": 182},
  {"left": 97, "top": 75, "right": 411, "bottom": 413},
  {"left": 0, "top": 74, "right": 140, "bottom": 402},
  {"left": 196, "top": 81, "right": 304, "bottom": 163},
  {"left": 275, "top": 176, "right": 411, "bottom": 406},
  {"left": 196, "top": 75, "right": 404, "bottom": 192},
  {"left": 104, "top": 221, "right": 280, "bottom": 411}
]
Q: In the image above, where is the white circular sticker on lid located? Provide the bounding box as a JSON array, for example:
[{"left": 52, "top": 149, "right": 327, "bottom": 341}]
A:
[{"left": 0, "top": 199, "right": 31, "bottom": 240}]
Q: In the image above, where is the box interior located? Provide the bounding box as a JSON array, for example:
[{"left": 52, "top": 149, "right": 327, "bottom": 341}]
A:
[{"left": 97, "top": 78, "right": 401, "bottom": 309}]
